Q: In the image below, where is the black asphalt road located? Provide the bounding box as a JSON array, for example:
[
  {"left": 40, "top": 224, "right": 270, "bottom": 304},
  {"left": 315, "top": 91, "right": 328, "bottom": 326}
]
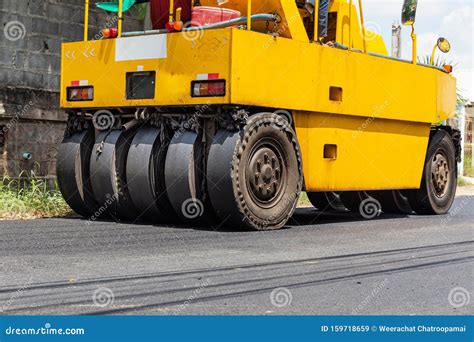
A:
[{"left": 0, "top": 197, "right": 473, "bottom": 315}]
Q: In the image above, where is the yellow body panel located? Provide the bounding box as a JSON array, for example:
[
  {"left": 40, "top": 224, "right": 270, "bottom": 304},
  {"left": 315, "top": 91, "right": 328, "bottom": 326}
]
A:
[
  {"left": 294, "top": 112, "right": 430, "bottom": 190},
  {"left": 60, "top": 30, "right": 232, "bottom": 108},
  {"left": 230, "top": 29, "right": 455, "bottom": 124},
  {"left": 60, "top": 0, "right": 457, "bottom": 192}
]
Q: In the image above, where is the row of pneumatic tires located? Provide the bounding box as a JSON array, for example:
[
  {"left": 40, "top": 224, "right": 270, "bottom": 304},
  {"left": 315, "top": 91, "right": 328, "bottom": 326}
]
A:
[
  {"left": 57, "top": 113, "right": 303, "bottom": 230},
  {"left": 57, "top": 114, "right": 457, "bottom": 230}
]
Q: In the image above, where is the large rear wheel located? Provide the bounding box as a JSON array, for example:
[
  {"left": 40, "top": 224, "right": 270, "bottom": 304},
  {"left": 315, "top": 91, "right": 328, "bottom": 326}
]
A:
[
  {"left": 406, "top": 130, "right": 457, "bottom": 215},
  {"left": 89, "top": 130, "right": 138, "bottom": 221},
  {"left": 57, "top": 129, "right": 98, "bottom": 217},
  {"left": 207, "top": 113, "right": 303, "bottom": 230}
]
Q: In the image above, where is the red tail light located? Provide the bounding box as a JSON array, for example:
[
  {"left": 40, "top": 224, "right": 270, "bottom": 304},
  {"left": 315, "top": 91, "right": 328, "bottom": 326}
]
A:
[
  {"left": 67, "top": 86, "right": 94, "bottom": 101},
  {"left": 191, "top": 80, "right": 226, "bottom": 97}
]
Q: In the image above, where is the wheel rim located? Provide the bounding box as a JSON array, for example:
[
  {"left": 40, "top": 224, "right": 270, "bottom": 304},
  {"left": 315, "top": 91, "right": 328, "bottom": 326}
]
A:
[
  {"left": 246, "top": 138, "right": 287, "bottom": 208},
  {"left": 431, "top": 150, "right": 450, "bottom": 198}
]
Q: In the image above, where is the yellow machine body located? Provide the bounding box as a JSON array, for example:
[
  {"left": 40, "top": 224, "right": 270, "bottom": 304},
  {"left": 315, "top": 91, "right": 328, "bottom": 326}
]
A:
[{"left": 60, "top": 0, "right": 457, "bottom": 192}]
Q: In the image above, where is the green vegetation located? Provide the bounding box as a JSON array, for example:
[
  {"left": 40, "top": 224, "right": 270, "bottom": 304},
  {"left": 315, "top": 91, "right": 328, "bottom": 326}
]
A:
[
  {"left": 0, "top": 171, "right": 71, "bottom": 220},
  {"left": 458, "top": 177, "right": 469, "bottom": 187},
  {"left": 464, "top": 154, "right": 473, "bottom": 178},
  {"left": 298, "top": 192, "right": 312, "bottom": 208}
]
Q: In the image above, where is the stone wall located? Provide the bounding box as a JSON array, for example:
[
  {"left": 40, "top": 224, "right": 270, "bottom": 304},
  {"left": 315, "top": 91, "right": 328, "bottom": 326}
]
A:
[{"left": 0, "top": 0, "right": 144, "bottom": 178}]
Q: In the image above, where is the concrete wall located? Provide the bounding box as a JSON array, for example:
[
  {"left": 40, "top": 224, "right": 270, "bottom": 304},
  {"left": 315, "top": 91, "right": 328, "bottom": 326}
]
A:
[{"left": 0, "top": 0, "right": 144, "bottom": 178}]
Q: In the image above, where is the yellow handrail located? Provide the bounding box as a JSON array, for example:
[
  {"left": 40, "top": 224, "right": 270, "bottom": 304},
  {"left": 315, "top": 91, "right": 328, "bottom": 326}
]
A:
[
  {"left": 118, "top": 0, "right": 123, "bottom": 37},
  {"left": 247, "top": 0, "right": 252, "bottom": 30},
  {"left": 358, "top": 0, "right": 367, "bottom": 53},
  {"left": 313, "top": 0, "right": 320, "bottom": 41},
  {"left": 349, "top": 0, "right": 352, "bottom": 48},
  {"left": 84, "top": 0, "right": 89, "bottom": 41},
  {"left": 169, "top": 0, "right": 175, "bottom": 23}
]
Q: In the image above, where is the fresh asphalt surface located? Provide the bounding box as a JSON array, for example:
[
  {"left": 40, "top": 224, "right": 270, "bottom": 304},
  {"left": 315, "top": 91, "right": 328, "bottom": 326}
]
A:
[{"left": 0, "top": 195, "right": 472, "bottom": 316}]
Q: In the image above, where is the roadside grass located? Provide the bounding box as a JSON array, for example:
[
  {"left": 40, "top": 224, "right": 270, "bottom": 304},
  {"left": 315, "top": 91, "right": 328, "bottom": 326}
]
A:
[
  {"left": 464, "top": 154, "right": 473, "bottom": 178},
  {"left": 298, "top": 192, "right": 312, "bottom": 208},
  {"left": 0, "top": 171, "right": 71, "bottom": 220}
]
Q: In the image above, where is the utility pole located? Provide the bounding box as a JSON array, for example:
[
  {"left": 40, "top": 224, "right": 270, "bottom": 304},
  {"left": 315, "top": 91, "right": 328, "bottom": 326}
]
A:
[{"left": 391, "top": 22, "right": 401, "bottom": 58}]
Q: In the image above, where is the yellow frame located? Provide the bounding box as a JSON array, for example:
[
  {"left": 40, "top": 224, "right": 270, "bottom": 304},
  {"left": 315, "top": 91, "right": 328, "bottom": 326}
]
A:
[
  {"left": 67, "top": 0, "right": 456, "bottom": 192},
  {"left": 84, "top": 0, "right": 89, "bottom": 41}
]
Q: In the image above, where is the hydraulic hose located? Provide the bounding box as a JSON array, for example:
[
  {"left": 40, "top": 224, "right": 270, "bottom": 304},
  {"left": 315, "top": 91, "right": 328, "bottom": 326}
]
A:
[{"left": 122, "top": 13, "right": 279, "bottom": 37}]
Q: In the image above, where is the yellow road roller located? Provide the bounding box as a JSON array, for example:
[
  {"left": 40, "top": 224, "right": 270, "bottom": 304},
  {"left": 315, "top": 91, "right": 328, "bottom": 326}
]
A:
[{"left": 57, "top": 0, "right": 460, "bottom": 229}]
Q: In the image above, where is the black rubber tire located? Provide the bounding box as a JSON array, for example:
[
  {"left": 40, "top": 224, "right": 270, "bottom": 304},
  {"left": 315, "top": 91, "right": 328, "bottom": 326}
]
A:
[
  {"left": 56, "top": 129, "right": 98, "bottom": 217},
  {"left": 165, "top": 131, "right": 209, "bottom": 222},
  {"left": 339, "top": 191, "right": 369, "bottom": 212},
  {"left": 370, "top": 190, "right": 412, "bottom": 214},
  {"left": 90, "top": 130, "right": 138, "bottom": 221},
  {"left": 307, "top": 192, "right": 346, "bottom": 211},
  {"left": 406, "top": 130, "right": 457, "bottom": 215},
  {"left": 126, "top": 126, "right": 176, "bottom": 222},
  {"left": 207, "top": 113, "right": 303, "bottom": 230}
]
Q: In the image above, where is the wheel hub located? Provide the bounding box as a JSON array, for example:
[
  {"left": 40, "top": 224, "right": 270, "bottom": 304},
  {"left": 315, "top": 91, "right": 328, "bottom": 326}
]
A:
[
  {"left": 248, "top": 147, "right": 282, "bottom": 202},
  {"left": 431, "top": 152, "right": 450, "bottom": 198}
]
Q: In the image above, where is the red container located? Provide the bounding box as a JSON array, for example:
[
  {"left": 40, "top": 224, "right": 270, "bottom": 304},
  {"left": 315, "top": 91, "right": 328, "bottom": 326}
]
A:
[{"left": 191, "top": 6, "right": 241, "bottom": 27}]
